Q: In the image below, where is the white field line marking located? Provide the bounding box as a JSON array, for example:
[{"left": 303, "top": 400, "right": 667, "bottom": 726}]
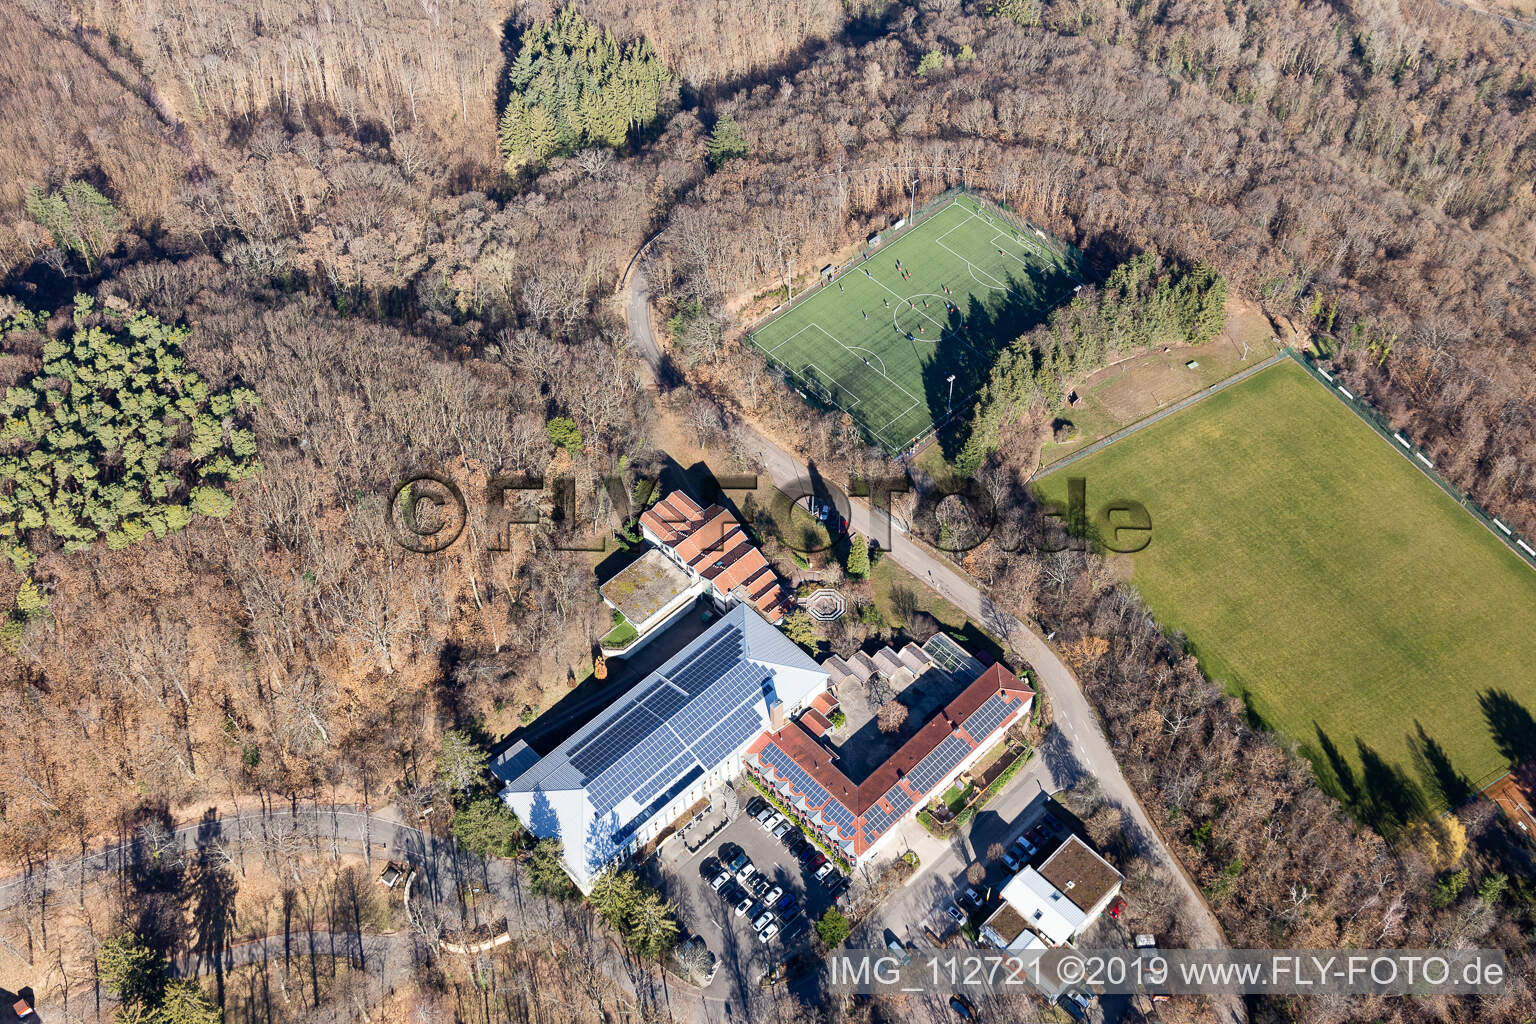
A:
[
  {"left": 804, "top": 324, "right": 921, "bottom": 438},
  {"left": 800, "top": 358, "right": 864, "bottom": 411},
  {"left": 846, "top": 345, "right": 888, "bottom": 376},
  {"left": 758, "top": 322, "right": 821, "bottom": 361},
  {"left": 989, "top": 229, "right": 1050, "bottom": 270}
]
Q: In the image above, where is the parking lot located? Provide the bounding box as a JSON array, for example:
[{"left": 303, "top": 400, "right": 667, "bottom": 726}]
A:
[{"left": 653, "top": 787, "right": 850, "bottom": 987}]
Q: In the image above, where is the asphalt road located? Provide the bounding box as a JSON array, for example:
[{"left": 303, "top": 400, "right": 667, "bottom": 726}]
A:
[{"left": 621, "top": 263, "right": 1245, "bottom": 1024}]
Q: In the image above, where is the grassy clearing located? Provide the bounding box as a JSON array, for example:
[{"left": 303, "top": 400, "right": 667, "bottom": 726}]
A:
[
  {"left": 1034, "top": 360, "right": 1536, "bottom": 805},
  {"left": 869, "top": 556, "right": 967, "bottom": 631},
  {"left": 750, "top": 196, "right": 1080, "bottom": 452}
]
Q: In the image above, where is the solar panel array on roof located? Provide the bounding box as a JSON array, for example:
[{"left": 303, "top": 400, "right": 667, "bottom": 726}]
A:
[
  {"left": 631, "top": 751, "right": 696, "bottom": 807},
  {"left": 611, "top": 764, "right": 704, "bottom": 848},
  {"left": 695, "top": 703, "right": 765, "bottom": 768},
  {"left": 669, "top": 628, "right": 744, "bottom": 695},
  {"left": 641, "top": 682, "right": 690, "bottom": 720},
  {"left": 961, "top": 693, "right": 1012, "bottom": 743},
  {"left": 861, "top": 801, "right": 901, "bottom": 839},
  {"left": 587, "top": 729, "right": 685, "bottom": 813},
  {"left": 762, "top": 743, "right": 834, "bottom": 811},
  {"left": 906, "top": 733, "right": 971, "bottom": 793},
  {"left": 821, "top": 795, "right": 855, "bottom": 832},
  {"left": 862, "top": 782, "right": 914, "bottom": 839},
  {"left": 570, "top": 705, "right": 664, "bottom": 778},
  {"left": 673, "top": 662, "right": 766, "bottom": 738}
]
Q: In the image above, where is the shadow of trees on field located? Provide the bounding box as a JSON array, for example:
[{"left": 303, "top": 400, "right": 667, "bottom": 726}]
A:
[
  {"left": 1409, "top": 721, "right": 1473, "bottom": 810},
  {"left": 1309, "top": 690, "right": 1536, "bottom": 839},
  {"left": 1480, "top": 688, "right": 1536, "bottom": 769},
  {"left": 1311, "top": 725, "right": 1428, "bottom": 836}
]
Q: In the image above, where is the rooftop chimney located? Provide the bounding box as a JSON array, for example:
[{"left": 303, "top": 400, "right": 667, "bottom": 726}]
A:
[{"left": 768, "top": 700, "right": 786, "bottom": 731}]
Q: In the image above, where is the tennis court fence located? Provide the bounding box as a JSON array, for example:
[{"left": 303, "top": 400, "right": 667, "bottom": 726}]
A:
[{"left": 1287, "top": 347, "right": 1536, "bottom": 573}]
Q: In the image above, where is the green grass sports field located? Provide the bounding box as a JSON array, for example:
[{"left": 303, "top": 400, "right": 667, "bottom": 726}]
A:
[
  {"left": 749, "top": 196, "right": 1081, "bottom": 452},
  {"left": 1034, "top": 360, "right": 1536, "bottom": 808}
]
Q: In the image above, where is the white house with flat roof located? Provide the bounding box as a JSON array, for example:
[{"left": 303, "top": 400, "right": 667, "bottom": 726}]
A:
[{"left": 985, "top": 835, "right": 1124, "bottom": 947}]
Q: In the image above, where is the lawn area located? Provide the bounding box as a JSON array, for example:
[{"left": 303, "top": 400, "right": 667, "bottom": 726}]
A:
[
  {"left": 749, "top": 195, "right": 1082, "bottom": 453},
  {"left": 941, "top": 781, "right": 974, "bottom": 813},
  {"left": 1033, "top": 359, "right": 1536, "bottom": 808},
  {"left": 870, "top": 556, "right": 967, "bottom": 631},
  {"left": 600, "top": 613, "right": 639, "bottom": 650}
]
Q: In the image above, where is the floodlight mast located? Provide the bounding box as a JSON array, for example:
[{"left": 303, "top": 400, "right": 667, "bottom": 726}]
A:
[{"left": 947, "top": 374, "right": 956, "bottom": 414}]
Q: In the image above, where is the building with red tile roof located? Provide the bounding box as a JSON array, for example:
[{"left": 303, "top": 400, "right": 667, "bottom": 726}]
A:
[
  {"left": 745, "top": 661, "right": 1034, "bottom": 862},
  {"left": 638, "top": 489, "right": 791, "bottom": 623}
]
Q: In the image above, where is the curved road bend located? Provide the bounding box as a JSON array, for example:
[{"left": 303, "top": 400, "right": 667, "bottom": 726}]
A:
[{"left": 621, "top": 265, "right": 1245, "bottom": 1023}]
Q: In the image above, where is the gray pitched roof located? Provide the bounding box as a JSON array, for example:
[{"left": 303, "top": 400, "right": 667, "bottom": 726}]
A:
[{"left": 498, "top": 604, "right": 827, "bottom": 887}]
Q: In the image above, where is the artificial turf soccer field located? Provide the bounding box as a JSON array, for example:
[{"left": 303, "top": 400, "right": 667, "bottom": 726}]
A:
[
  {"left": 749, "top": 196, "right": 1082, "bottom": 452},
  {"left": 1034, "top": 360, "right": 1536, "bottom": 804}
]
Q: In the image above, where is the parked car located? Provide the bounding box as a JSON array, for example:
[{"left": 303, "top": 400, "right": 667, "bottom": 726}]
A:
[
  {"left": 745, "top": 797, "right": 767, "bottom": 819},
  {"left": 758, "top": 921, "right": 780, "bottom": 944},
  {"left": 945, "top": 904, "right": 966, "bottom": 925},
  {"left": 728, "top": 850, "right": 750, "bottom": 873},
  {"left": 780, "top": 904, "right": 802, "bottom": 925},
  {"left": 787, "top": 836, "right": 808, "bottom": 858},
  {"left": 737, "top": 861, "right": 757, "bottom": 882},
  {"left": 710, "top": 870, "right": 731, "bottom": 892},
  {"left": 781, "top": 828, "right": 804, "bottom": 849},
  {"left": 963, "top": 887, "right": 983, "bottom": 908},
  {"left": 720, "top": 882, "right": 744, "bottom": 904},
  {"left": 775, "top": 892, "right": 794, "bottom": 911},
  {"left": 754, "top": 804, "right": 776, "bottom": 824},
  {"left": 1002, "top": 849, "right": 1022, "bottom": 872},
  {"left": 735, "top": 895, "right": 755, "bottom": 917},
  {"left": 814, "top": 861, "right": 835, "bottom": 882},
  {"left": 886, "top": 939, "right": 912, "bottom": 966},
  {"left": 828, "top": 876, "right": 851, "bottom": 899},
  {"left": 763, "top": 812, "right": 784, "bottom": 831},
  {"left": 700, "top": 857, "right": 721, "bottom": 879},
  {"left": 948, "top": 995, "right": 976, "bottom": 1020},
  {"left": 1059, "top": 990, "right": 1092, "bottom": 1019},
  {"left": 764, "top": 884, "right": 784, "bottom": 905},
  {"left": 772, "top": 819, "right": 794, "bottom": 840},
  {"left": 802, "top": 849, "right": 825, "bottom": 869},
  {"left": 752, "top": 908, "right": 776, "bottom": 930}
]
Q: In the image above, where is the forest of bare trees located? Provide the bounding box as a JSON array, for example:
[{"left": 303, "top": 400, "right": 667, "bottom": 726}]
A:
[{"left": 1, "top": 0, "right": 1534, "bottom": 1018}]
